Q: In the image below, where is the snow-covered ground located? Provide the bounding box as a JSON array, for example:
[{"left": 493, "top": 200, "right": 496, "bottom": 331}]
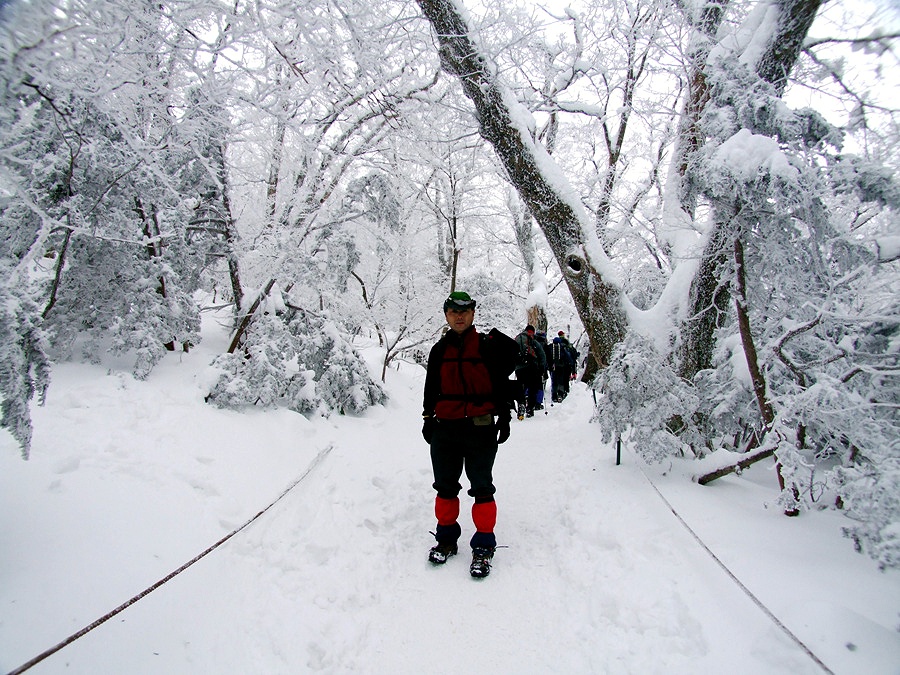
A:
[{"left": 2, "top": 308, "right": 898, "bottom": 674}]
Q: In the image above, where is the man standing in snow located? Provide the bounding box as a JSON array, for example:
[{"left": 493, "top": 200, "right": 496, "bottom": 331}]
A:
[{"left": 422, "top": 291, "right": 517, "bottom": 578}]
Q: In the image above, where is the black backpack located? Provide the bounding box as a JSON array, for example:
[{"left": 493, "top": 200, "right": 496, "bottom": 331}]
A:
[{"left": 517, "top": 333, "right": 538, "bottom": 366}]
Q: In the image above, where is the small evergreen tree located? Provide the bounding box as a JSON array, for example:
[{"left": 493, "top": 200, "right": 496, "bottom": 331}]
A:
[{"left": 206, "top": 297, "right": 385, "bottom": 416}]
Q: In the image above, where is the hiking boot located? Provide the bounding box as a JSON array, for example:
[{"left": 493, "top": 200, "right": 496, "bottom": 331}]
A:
[
  {"left": 469, "top": 547, "right": 495, "bottom": 578},
  {"left": 428, "top": 541, "right": 458, "bottom": 564}
]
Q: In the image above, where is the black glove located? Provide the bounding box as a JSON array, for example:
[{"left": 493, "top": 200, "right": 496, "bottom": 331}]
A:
[
  {"left": 496, "top": 415, "right": 510, "bottom": 444},
  {"left": 422, "top": 416, "right": 435, "bottom": 444}
]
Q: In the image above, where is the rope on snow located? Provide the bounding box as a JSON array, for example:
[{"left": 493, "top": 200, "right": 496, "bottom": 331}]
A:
[
  {"left": 6, "top": 443, "right": 335, "bottom": 675},
  {"left": 636, "top": 459, "right": 835, "bottom": 675}
]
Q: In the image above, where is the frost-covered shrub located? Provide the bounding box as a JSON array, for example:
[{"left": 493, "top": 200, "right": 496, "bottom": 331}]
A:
[
  {"left": 294, "top": 318, "right": 386, "bottom": 414},
  {"left": 592, "top": 333, "right": 701, "bottom": 462},
  {"left": 206, "top": 307, "right": 385, "bottom": 417},
  {"left": 762, "top": 304, "right": 898, "bottom": 567},
  {"left": 45, "top": 237, "right": 201, "bottom": 380},
  {"left": 0, "top": 286, "right": 51, "bottom": 459},
  {"left": 834, "top": 458, "right": 900, "bottom": 571},
  {"left": 801, "top": 371, "right": 900, "bottom": 570},
  {"left": 690, "top": 336, "right": 761, "bottom": 451},
  {"left": 206, "top": 313, "right": 300, "bottom": 408}
]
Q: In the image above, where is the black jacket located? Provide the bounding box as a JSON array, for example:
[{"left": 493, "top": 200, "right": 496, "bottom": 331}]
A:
[{"left": 423, "top": 327, "right": 518, "bottom": 420}]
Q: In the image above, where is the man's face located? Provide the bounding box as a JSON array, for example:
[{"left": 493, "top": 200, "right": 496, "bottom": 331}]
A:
[{"left": 445, "top": 308, "right": 475, "bottom": 334}]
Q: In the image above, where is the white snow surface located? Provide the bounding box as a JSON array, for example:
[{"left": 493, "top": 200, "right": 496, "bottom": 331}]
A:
[
  {"left": 711, "top": 129, "right": 799, "bottom": 182},
  {"left": 876, "top": 235, "right": 900, "bottom": 263},
  {"left": 710, "top": 0, "right": 780, "bottom": 71},
  {"left": 2, "top": 308, "right": 899, "bottom": 675}
]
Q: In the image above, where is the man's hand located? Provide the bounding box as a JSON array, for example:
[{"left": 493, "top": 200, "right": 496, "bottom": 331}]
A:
[
  {"left": 496, "top": 415, "right": 510, "bottom": 444},
  {"left": 422, "top": 416, "right": 435, "bottom": 444}
]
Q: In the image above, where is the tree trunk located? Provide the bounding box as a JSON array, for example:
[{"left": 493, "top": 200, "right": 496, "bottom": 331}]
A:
[
  {"left": 677, "top": 211, "right": 734, "bottom": 379},
  {"left": 42, "top": 227, "right": 72, "bottom": 319},
  {"left": 527, "top": 304, "right": 547, "bottom": 333},
  {"left": 266, "top": 117, "right": 286, "bottom": 225},
  {"left": 219, "top": 158, "right": 244, "bottom": 324},
  {"left": 227, "top": 278, "right": 276, "bottom": 354},
  {"left": 733, "top": 237, "right": 773, "bottom": 427},
  {"left": 266, "top": 64, "right": 287, "bottom": 226},
  {"left": 416, "top": 0, "right": 627, "bottom": 368},
  {"left": 509, "top": 191, "right": 547, "bottom": 330},
  {"left": 669, "top": 0, "right": 730, "bottom": 219},
  {"left": 134, "top": 196, "right": 167, "bottom": 299},
  {"left": 692, "top": 0, "right": 821, "bottom": 386},
  {"left": 756, "top": 0, "right": 821, "bottom": 97},
  {"left": 448, "top": 211, "right": 459, "bottom": 292},
  {"left": 676, "top": 0, "right": 822, "bottom": 381},
  {"left": 734, "top": 236, "right": 797, "bottom": 513},
  {"left": 697, "top": 446, "right": 774, "bottom": 485}
]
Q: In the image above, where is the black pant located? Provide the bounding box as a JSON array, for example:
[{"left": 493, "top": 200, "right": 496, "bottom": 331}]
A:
[
  {"left": 430, "top": 418, "right": 498, "bottom": 501},
  {"left": 551, "top": 366, "right": 571, "bottom": 401},
  {"left": 516, "top": 364, "right": 542, "bottom": 412}
]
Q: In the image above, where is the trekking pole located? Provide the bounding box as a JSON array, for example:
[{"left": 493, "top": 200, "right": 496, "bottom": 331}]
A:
[{"left": 616, "top": 433, "right": 622, "bottom": 466}]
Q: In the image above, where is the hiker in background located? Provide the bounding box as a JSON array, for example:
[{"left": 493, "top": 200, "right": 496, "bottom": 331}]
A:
[
  {"left": 534, "top": 330, "right": 550, "bottom": 411},
  {"left": 551, "top": 330, "right": 577, "bottom": 403},
  {"left": 422, "top": 291, "right": 518, "bottom": 578},
  {"left": 514, "top": 324, "right": 546, "bottom": 418}
]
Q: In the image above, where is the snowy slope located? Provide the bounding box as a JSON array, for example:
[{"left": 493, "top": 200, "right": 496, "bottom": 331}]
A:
[{"left": 1, "top": 308, "right": 898, "bottom": 674}]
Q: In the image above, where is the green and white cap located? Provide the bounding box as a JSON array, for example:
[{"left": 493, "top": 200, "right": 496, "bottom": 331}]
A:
[{"left": 443, "top": 291, "right": 476, "bottom": 311}]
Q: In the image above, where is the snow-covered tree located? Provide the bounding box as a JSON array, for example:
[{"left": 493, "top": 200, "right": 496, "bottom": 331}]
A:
[{"left": 1, "top": 1, "right": 209, "bottom": 376}]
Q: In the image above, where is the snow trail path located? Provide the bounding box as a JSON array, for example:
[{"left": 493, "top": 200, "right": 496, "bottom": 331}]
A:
[{"left": 2, "top": 337, "right": 897, "bottom": 674}]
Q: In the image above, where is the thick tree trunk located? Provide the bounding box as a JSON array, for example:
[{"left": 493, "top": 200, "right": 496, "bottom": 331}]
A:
[
  {"left": 677, "top": 210, "right": 734, "bottom": 379},
  {"left": 756, "top": 0, "right": 821, "bottom": 97},
  {"left": 509, "top": 193, "right": 547, "bottom": 330},
  {"left": 526, "top": 304, "right": 547, "bottom": 333},
  {"left": 676, "top": 0, "right": 821, "bottom": 381},
  {"left": 669, "top": 0, "right": 730, "bottom": 218},
  {"left": 416, "top": 0, "right": 627, "bottom": 367}
]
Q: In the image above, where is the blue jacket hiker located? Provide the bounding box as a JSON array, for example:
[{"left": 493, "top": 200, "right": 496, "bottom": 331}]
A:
[{"left": 422, "top": 291, "right": 517, "bottom": 578}]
